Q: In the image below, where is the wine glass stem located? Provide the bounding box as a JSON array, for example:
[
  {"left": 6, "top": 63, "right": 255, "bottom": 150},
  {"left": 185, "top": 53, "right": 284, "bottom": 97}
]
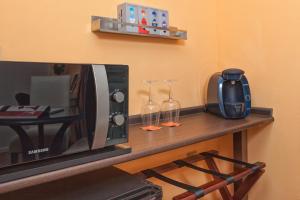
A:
[
  {"left": 169, "top": 84, "right": 173, "bottom": 100},
  {"left": 149, "top": 84, "right": 152, "bottom": 103}
]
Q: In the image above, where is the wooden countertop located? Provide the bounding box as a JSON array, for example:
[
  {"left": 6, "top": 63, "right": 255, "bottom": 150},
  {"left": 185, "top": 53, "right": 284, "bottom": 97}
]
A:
[
  {"left": 0, "top": 111, "right": 274, "bottom": 193},
  {"left": 127, "top": 112, "right": 273, "bottom": 158}
]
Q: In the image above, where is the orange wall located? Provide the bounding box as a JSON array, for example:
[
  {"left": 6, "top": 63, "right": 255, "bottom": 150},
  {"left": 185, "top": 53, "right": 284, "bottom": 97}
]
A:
[
  {"left": 0, "top": 0, "right": 219, "bottom": 115},
  {"left": 3, "top": 0, "right": 290, "bottom": 199},
  {"left": 0, "top": 0, "right": 235, "bottom": 199},
  {"left": 218, "top": 0, "right": 300, "bottom": 199}
]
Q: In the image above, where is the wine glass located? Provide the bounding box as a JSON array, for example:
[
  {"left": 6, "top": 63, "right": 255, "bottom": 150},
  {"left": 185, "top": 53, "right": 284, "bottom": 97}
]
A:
[
  {"left": 141, "top": 80, "right": 161, "bottom": 130},
  {"left": 161, "top": 80, "right": 181, "bottom": 127}
]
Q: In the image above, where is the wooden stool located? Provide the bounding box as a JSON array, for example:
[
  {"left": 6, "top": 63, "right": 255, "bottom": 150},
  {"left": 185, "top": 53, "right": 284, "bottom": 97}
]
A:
[{"left": 140, "top": 150, "right": 265, "bottom": 200}]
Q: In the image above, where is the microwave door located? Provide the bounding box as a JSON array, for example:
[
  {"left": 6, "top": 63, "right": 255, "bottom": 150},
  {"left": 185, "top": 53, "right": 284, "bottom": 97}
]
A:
[{"left": 90, "top": 65, "right": 110, "bottom": 149}]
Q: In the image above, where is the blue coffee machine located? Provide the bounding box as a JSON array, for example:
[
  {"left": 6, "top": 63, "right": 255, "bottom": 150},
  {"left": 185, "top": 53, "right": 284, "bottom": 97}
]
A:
[{"left": 206, "top": 68, "right": 251, "bottom": 119}]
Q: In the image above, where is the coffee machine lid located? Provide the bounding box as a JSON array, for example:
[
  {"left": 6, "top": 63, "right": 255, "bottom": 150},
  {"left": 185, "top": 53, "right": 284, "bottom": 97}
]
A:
[{"left": 222, "top": 68, "right": 245, "bottom": 80}]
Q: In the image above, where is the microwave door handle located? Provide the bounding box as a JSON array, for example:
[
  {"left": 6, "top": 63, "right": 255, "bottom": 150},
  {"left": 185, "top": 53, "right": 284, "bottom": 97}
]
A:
[{"left": 91, "top": 65, "right": 110, "bottom": 149}]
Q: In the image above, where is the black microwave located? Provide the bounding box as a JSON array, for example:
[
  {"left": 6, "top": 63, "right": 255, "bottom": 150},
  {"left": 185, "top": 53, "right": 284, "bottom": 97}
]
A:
[{"left": 0, "top": 61, "right": 128, "bottom": 171}]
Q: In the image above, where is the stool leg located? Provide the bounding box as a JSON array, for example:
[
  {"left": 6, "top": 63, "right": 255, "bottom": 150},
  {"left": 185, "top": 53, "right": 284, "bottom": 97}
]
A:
[
  {"left": 233, "top": 131, "right": 248, "bottom": 197},
  {"left": 233, "top": 170, "right": 265, "bottom": 200},
  {"left": 205, "top": 157, "right": 233, "bottom": 200}
]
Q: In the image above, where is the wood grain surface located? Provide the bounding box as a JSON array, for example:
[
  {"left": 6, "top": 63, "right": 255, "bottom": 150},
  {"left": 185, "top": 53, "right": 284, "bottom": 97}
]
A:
[{"left": 0, "top": 112, "right": 273, "bottom": 193}]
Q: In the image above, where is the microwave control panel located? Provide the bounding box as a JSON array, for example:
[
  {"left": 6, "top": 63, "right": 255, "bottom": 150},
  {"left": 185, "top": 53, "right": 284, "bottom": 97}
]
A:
[{"left": 106, "top": 65, "right": 128, "bottom": 146}]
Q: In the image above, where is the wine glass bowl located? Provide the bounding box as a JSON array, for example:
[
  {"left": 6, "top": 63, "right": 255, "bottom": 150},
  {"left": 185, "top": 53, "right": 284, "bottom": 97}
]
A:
[
  {"left": 161, "top": 80, "right": 181, "bottom": 127},
  {"left": 161, "top": 99, "right": 180, "bottom": 125},
  {"left": 141, "top": 80, "right": 161, "bottom": 130},
  {"left": 141, "top": 101, "right": 160, "bottom": 128}
]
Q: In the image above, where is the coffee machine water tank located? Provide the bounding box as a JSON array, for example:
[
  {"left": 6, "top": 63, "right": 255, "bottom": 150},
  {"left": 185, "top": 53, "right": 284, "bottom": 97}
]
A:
[{"left": 206, "top": 68, "right": 251, "bottom": 119}]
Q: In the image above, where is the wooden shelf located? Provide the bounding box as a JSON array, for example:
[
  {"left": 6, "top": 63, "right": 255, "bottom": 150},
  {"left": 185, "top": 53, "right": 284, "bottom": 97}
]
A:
[
  {"left": 91, "top": 16, "right": 187, "bottom": 40},
  {"left": 127, "top": 112, "right": 273, "bottom": 157},
  {"left": 0, "top": 110, "right": 273, "bottom": 193}
]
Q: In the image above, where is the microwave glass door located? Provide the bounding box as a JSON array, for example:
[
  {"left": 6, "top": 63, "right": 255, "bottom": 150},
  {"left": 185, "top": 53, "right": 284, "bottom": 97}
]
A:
[{"left": 0, "top": 62, "right": 96, "bottom": 168}]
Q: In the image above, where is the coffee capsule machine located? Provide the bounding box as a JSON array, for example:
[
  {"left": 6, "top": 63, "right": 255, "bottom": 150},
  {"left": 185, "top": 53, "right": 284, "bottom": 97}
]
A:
[{"left": 206, "top": 68, "right": 251, "bottom": 119}]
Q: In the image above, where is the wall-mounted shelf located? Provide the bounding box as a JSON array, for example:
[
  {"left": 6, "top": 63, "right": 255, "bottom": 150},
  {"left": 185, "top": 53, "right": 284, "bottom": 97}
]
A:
[{"left": 91, "top": 16, "right": 187, "bottom": 40}]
